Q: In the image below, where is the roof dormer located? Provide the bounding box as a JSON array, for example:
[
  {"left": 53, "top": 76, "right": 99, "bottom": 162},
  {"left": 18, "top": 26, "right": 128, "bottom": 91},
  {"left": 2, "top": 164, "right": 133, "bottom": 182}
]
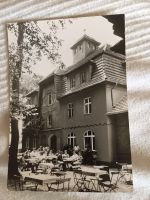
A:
[{"left": 71, "top": 34, "right": 100, "bottom": 64}]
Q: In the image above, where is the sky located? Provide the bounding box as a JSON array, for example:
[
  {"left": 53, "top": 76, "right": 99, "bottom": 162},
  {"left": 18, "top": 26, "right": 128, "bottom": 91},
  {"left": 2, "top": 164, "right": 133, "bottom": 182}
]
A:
[{"left": 9, "top": 16, "right": 122, "bottom": 77}]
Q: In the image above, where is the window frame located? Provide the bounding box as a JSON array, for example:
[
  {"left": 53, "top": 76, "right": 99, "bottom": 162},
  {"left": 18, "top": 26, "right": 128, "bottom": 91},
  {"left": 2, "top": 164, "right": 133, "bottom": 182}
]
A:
[
  {"left": 67, "top": 132, "right": 76, "bottom": 148},
  {"left": 80, "top": 71, "right": 86, "bottom": 84},
  {"left": 84, "top": 130, "right": 95, "bottom": 151},
  {"left": 67, "top": 103, "right": 74, "bottom": 118},
  {"left": 33, "top": 137, "right": 37, "bottom": 149},
  {"left": 47, "top": 114, "right": 52, "bottom": 127},
  {"left": 84, "top": 97, "right": 92, "bottom": 114},
  {"left": 70, "top": 76, "right": 76, "bottom": 88},
  {"left": 48, "top": 92, "right": 52, "bottom": 105}
]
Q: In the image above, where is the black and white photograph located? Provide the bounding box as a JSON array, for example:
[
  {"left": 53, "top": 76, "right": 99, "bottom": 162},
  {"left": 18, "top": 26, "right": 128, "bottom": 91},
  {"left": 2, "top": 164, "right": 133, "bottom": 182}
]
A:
[{"left": 7, "top": 14, "right": 133, "bottom": 192}]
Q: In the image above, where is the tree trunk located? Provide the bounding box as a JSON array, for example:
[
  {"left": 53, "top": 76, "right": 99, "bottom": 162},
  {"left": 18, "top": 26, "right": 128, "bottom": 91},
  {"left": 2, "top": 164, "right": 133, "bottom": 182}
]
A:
[
  {"left": 8, "top": 22, "right": 25, "bottom": 178},
  {"left": 8, "top": 118, "right": 20, "bottom": 178}
]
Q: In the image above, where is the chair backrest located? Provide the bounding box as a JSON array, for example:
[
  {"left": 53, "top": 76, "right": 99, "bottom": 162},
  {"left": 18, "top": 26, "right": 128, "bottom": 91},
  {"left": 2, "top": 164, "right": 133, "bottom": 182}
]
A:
[
  {"left": 116, "top": 162, "right": 122, "bottom": 171},
  {"left": 52, "top": 158, "right": 58, "bottom": 165},
  {"left": 99, "top": 174, "right": 111, "bottom": 183},
  {"left": 100, "top": 166, "right": 110, "bottom": 174},
  {"left": 73, "top": 170, "right": 82, "bottom": 180}
]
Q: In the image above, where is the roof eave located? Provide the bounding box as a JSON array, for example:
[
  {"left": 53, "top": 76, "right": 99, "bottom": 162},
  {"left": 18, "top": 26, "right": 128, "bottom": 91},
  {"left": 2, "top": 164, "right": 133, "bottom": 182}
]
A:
[{"left": 106, "top": 110, "right": 128, "bottom": 115}]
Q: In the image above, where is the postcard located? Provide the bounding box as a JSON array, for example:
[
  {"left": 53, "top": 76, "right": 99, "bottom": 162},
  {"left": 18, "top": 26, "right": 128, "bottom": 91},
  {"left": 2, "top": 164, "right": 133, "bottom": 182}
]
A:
[{"left": 7, "top": 14, "right": 133, "bottom": 192}]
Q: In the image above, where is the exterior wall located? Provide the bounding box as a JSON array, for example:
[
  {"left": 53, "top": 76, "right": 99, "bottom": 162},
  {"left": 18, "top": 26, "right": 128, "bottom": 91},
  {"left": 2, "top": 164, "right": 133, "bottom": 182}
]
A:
[
  {"left": 38, "top": 129, "right": 62, "bottom": 151},
  {"left": 73, "top": 40, "right": 97, "bottom": 64},
  {"left": 59, "top": 84, "right": 107, "bottom": 128},
  {"left": 59, "top": 83, "right": 113, "bottom": 162},
  {"left": 61, "top": 125, "right": 109, "bottom": 162},
  {"left": 105, "top": 83, "right": 127, "bottom": 112},
  {"left": 73, "top": 41, "right": 85, "bottom": 64},
  {"left": 40, "top": 81, "right": 61, "bottom": 129},
  {"left": 27, "top": 92, "right": 38, "bottom": 106},
  {"left": 65, "top": 64, "right": 92, "bottom": 92},
  {"left": 103, "top": 53, "right": 126, "bottom": 84},
  {"left": 105, "top": 82, "right": 127, "bottom": 162},
  {"left": 114, "top": 113, "right": 131, "bottom": 163},
  {"left": 22, "top": 128, "right": 39, "bottom": 151}
]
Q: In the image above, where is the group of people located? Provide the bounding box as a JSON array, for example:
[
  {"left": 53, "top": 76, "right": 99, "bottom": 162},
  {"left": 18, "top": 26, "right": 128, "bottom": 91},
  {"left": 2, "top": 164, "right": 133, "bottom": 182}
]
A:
[{"left": 18, "top": 145, "right": 83, "bottom": 172}]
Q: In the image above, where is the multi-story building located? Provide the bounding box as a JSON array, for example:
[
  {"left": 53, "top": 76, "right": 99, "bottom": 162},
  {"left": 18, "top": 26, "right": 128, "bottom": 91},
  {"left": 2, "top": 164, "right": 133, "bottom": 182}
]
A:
[
  {"left": 22, "top": 34, "right": 131, "bottom": 164},
  {"left": 22, "top": 89, "right": 39, "bottom": 151}
]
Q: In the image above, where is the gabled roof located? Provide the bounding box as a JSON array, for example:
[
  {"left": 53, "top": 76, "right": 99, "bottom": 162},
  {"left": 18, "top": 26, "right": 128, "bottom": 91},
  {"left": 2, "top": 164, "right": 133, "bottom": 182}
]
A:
[
  {"left": 56, "top": 48, "right": 103, "bottom": 75},
  {"left": 107, "top": 95, "right": 128, "bottom": 115},
  {"left": 56, "top": 48, "right": 125, "bottom": 77},
  {"left": 70, "top": 34, "right": 100, "bottom": 49},
  {"left": 26, "top": 89, "right": 38, "bottom": 97},
  {"left": 58, "top": 76, "right": 105, "bottom": 98},
  {"left": 39, "top": 71, "right": 55, "bottom": 85}
]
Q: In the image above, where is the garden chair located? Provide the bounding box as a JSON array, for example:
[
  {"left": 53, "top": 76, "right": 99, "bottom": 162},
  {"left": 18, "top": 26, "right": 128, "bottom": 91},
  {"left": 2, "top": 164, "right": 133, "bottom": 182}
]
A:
[{"left": 98, "top": 174, "right": 117, "bottom": 192}]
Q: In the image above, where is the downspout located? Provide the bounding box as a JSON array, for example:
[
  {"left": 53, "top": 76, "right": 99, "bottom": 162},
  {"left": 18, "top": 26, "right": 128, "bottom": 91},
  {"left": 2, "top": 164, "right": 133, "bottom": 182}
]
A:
[{"left": 111, "top": 82, "right": 118, "bottom": 108}]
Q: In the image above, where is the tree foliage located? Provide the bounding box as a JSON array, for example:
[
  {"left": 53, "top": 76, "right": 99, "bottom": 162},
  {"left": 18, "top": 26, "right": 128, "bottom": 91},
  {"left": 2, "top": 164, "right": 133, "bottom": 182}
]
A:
[{"left": 8, "top": 19, "right": 70, "bottom": 178}]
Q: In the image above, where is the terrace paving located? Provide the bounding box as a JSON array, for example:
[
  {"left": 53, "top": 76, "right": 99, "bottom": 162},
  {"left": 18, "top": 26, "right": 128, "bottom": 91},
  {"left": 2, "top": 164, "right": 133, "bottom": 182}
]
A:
[{"left": 8, "top": 165, "right": 133, "bottom": 192}]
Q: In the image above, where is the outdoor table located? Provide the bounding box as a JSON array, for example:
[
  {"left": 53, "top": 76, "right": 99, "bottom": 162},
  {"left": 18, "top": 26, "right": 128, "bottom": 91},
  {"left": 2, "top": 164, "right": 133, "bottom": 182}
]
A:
[
  {"left": 25, "top": 158, "right": 39, "bottom": 163},
  {"left": 52, "top": 171, "right": 66, "bottom": 177},
  {"left": 24, "top": 173, "right": 60, "bottom": 191},
  {"left": 39, "top": 162, "right": 54, "bottom": 168},
  {"left": 80, "top": 166, "right": 107, "bottom": 191},
  {"left": 94, "top": 165, "right": 109, "bottom": 170},
  {"left": 63, "top": 158, "right": 75, "bottom": 169},
  {"left": 81, "top": 166, "right": 107, "bottom": 177},
  {"left": 46, "top": 155, "right": 57, "bottom": 160}
]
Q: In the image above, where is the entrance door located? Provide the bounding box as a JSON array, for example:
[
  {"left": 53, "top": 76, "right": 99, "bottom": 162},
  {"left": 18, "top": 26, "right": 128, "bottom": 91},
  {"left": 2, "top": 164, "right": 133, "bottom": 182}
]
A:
[{"left": 51, "top": 135, "right": 57, "bottom": 152}]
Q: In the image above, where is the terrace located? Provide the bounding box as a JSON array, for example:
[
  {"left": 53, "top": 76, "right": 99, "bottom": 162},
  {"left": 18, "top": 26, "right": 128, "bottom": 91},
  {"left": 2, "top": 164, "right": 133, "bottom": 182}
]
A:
[{"left": 8, "top": 147, "right": 133, "bottom": 192}]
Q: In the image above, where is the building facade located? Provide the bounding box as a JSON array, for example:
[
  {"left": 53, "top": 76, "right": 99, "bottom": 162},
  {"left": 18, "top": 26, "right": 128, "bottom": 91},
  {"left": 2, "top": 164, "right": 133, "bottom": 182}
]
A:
[{"left": 22, "top": 34, "right": 131, "bottom": 164}]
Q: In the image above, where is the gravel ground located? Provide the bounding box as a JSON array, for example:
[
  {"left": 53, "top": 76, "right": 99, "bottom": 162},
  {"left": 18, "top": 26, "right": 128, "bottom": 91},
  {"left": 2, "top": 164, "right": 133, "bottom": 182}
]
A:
[{"left": 8, "top": 165, "right": 133, "bottom": 193}]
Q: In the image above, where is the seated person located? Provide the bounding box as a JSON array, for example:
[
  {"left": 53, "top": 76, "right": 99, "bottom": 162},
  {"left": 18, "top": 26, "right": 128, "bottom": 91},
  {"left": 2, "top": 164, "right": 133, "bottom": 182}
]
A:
[
  {"left": 62, "top": 150, "right": 69, "bottom": 160},
  {"left": 19, "top": 154, "right": 28, "bottom": 171},
  {"left": 66, "top": 151, "right": 81, "bottom": 170},
  {"left": 38, "top": 151, "right": 46, "bottom": 162},
  {"left": 47, "top": 149, "right": 54, "bottom": 156},
  {"left": 69, "top": 151, "right": 80, "bottom": 162},
  {"left": 74, "top": 144, "right": 80, "bottom": 154},
  {"left": 73, "top": 151, "right": 83, "bottom": 165},
  {"left": 30, "top": 148, "right": 37, "bottom": 157},
  {"left": 24, "top": 151, "right": 30, "bottom": 159}
]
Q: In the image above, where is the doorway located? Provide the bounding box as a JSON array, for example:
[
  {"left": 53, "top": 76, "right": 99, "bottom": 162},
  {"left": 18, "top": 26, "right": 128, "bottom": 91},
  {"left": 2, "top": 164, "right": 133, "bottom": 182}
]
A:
[{"left": 51, "top": 135, "right": 57, "bottom": 152}]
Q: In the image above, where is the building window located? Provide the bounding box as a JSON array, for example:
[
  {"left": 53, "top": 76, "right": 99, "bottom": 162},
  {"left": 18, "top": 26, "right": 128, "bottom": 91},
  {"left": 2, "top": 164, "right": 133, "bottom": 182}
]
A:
[
  {"left": 70, "top": 76, "right": 75, "bottom": 88},
  {"left": 80, "top": 71, "right": 86, "bottom": 83},
  {"left": 26, "top": 137, "right": 29, "bottom": 149},
  {"left": 79, "top": 44, "right": 82, "bottom": 50},
  {"left": 48, "top": 92, "right": 52, "bottom": 105},
  {"left": 68, "top": 103, "right": 73, "bottom": 118},
  {"left": 84, "top": 131, "right": 95, "bottom": 151},
  {"left": 33, "top": 137, "right": 36, "bottom": 148},
  {"left": 68, "top": 133, "right": 76, "bottom": 148},
  {"left": 84, "top": 97, "right": 92, "bottom": 114},
  {"left": 47, "top": 114, "right": 52, "bottom": 127},
  {"left": 88, "top": 42, "right": 91, "bottom": 48}
]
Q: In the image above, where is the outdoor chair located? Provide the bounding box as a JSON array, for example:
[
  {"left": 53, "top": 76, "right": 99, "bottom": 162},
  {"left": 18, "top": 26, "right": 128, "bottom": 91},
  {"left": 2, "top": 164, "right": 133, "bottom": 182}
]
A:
[
  {"left": 110, "top": 162, "right": 129, "bottom": 185},
  {"left": 98, "top": 174, "right": 117, "bottom": 192},
  {"left": 73, "top": 170, "right": 95, "bottom": 192},
  {"left": 50, "top": 158, "right": 61, "bottom": 174},
  {"left": 73, "top": 170, "right": 87, "bottom": 192},
  {"left": 13, "top": 175, "right": 37, "bottom": 191},
  {"left": 47, "top": 172, "right": 71, "bottom": 191},
  {"left": 81, "top": 171, "right": 101, "bottom": 192},
  {"left": 100, "top": 166, "right": 110, "bottom": 174}
]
